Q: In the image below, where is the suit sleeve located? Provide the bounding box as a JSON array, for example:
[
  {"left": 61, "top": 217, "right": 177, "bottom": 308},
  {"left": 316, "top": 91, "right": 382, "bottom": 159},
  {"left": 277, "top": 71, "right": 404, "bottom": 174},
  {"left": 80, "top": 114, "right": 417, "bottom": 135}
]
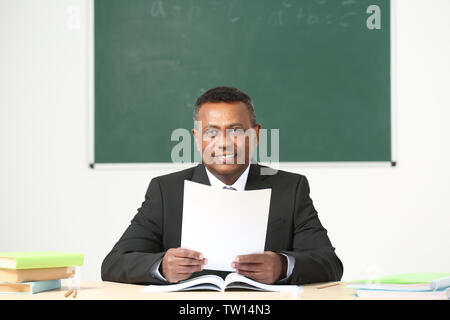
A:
[
  {"left": 101, "top": 178, "right": 168, "bottom": 285},
  {"left": 281, "top": 176, "right": 344, "bottom": 285}
]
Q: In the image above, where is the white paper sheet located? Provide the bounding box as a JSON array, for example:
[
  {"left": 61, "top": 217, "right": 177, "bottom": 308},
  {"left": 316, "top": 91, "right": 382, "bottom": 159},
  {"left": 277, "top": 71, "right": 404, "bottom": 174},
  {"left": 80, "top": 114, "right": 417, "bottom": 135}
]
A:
[{"left": 181, "top": 180, "right": 272, "bottom": 271}]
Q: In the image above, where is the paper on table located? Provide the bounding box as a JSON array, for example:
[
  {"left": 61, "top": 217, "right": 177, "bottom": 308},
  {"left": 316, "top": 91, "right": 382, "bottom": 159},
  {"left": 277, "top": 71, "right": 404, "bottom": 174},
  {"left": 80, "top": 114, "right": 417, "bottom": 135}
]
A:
[{"left": 181, "top": 180, "right": 272, "bottom": 271}]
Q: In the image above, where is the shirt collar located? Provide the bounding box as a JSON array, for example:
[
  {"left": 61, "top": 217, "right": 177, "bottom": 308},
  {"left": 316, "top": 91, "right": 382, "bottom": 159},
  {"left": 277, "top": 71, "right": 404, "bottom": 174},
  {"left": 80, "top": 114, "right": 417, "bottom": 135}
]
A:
[{"left": 204, "top": 164, "right": 251, "bottom": 191}]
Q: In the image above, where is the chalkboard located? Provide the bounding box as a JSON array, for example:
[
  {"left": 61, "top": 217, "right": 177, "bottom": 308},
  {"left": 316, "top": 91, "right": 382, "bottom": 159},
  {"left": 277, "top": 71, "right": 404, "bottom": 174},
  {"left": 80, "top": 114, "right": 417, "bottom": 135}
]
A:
[{"left": 94, "top": 0, "right": 391, "bottom": 164}]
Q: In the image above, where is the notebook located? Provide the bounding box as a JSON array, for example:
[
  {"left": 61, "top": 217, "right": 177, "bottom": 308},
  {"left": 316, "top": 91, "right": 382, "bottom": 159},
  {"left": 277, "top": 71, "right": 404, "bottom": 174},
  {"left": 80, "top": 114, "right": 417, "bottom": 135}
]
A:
[
  {"left": 356, "top": 288, "right": 450, "bottom": 299},
  {"left": 0, "top": 266, "right": 75, "bottom": 283},
  {"left": 347, "top": 272, "right": 450, "bottom": 291}
]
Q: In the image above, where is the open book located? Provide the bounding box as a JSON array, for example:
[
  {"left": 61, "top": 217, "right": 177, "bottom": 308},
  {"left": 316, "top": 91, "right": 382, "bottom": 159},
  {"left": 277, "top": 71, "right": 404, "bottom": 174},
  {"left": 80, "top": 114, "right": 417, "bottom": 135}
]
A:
[{"left": 141, "top": 273, "right": 302, "bottom": 293}]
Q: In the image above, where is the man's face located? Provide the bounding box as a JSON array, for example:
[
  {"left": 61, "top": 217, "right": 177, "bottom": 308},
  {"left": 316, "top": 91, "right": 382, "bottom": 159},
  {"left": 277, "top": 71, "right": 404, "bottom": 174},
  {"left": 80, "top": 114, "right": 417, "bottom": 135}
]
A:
[{"left": 193, "top": 101, "right": 260, "bottom": 177}]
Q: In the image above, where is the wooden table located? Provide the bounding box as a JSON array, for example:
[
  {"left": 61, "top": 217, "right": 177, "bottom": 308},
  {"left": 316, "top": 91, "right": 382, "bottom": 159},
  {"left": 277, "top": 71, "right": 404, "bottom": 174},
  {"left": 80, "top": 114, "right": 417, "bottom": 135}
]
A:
[{"left": 0, "top": 281, "right": 357, "bottom": 300}]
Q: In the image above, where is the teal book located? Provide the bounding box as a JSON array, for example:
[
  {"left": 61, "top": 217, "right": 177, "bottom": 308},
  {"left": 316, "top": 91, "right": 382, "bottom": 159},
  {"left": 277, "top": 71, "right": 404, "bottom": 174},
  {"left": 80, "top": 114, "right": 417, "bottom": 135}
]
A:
[
  {"left": 0, "top": 279, "right": 61, "bottom": 294},
  {"left": 0, "top": 251, "right": 84, "bottom": 269}
]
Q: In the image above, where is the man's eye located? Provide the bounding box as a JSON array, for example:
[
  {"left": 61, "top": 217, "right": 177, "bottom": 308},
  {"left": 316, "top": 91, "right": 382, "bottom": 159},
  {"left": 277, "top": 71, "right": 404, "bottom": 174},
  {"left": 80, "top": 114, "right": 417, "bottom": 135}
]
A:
[
  {"left": 204, "top": 130, "right": 218, "bottom": 138},
  {"left": 229, "top": 128, "right": 245, "bottom": 135}
]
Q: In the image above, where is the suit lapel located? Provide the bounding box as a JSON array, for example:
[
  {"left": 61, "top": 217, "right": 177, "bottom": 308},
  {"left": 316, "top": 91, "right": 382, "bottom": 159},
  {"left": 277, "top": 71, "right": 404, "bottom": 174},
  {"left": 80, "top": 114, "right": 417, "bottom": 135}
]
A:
[
  {"left": 191, "top": 163, "right": 211, "bottom": 186},
  {"left": 191, "top": 163, "right": 270, "bottom": 190},
  {"left": 245, "top": 164, "right": 281, "bottom": 251},
  {"left": 245, "top": 164, "right": 271, "bottom": 190}
]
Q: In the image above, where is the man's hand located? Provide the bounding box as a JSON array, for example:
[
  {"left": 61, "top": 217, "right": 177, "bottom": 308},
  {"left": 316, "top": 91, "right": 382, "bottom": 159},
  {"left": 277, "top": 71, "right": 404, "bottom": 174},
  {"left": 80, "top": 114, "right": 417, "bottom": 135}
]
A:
[
  {"left": 161, "top": 248, "right": 207, "bottom": 283},
  {"left": 231, "top": 251, "right": 287, "bottom": 284}
]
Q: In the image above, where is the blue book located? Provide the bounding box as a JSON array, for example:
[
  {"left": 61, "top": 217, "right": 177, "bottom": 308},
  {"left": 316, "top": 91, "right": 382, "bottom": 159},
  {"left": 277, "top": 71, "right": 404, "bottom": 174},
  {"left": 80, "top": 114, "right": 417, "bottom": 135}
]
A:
[{"left": 0, "top": 279, "right": 61, "bottom": 294}]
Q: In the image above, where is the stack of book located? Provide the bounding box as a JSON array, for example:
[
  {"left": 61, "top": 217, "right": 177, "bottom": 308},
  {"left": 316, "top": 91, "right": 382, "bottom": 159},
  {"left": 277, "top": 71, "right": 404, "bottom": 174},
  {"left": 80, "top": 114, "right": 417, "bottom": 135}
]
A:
[
  {"left": 0, "top": 251, "right": 84, "bottom": 294},
  {"left": 347, "top": 272, "right": 450, "bottom": 299}
]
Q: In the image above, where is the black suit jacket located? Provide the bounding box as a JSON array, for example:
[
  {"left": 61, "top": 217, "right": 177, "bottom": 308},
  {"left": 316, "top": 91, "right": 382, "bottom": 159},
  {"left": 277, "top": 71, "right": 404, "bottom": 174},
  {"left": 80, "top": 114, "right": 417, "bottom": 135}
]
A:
[{"left": 101, "top": 163, "right": 343, "bottom": 285}]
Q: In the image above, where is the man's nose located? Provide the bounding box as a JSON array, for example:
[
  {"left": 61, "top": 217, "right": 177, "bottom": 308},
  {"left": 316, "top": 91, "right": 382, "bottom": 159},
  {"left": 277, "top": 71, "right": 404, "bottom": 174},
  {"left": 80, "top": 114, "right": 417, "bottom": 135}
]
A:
[{"left": 217, "top": 131, "right": 234, "bottom": 150}]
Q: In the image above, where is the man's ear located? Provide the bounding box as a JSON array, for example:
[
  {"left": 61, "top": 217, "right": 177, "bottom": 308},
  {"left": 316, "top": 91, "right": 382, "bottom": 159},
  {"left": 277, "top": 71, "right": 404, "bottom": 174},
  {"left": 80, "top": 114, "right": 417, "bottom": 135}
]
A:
[
  {"left": 255, "top": 124, "right": 262, "bottom": 145},
  {"left": 192, "top": 128, "right": 201, "bottom": 152}
]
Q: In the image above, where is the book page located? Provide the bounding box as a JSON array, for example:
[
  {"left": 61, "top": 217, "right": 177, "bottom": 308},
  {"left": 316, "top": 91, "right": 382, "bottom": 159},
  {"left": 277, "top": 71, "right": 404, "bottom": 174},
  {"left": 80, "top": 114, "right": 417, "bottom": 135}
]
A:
[
  {"left": 141, "top": 274, "right": 224, "bottom": 293},
  {"left": 181, "top": 180, "right": 272, "bottom": 271},
  {"left": 223, "top": 273, "right": 303, "bottom": 293}
]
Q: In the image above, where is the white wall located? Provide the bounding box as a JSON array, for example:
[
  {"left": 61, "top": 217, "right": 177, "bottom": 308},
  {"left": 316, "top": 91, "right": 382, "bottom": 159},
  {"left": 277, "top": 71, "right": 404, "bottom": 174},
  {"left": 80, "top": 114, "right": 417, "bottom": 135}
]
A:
[{"left": 1, "top": 0, "right": 449, "bottom": 282}]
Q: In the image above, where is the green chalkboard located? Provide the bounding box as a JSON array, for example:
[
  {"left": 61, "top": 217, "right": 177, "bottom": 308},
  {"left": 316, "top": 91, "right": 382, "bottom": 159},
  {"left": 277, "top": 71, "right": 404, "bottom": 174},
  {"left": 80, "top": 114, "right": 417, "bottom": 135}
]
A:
[{"left": 94, "top": 0, "right": 391, "bottom": 164}]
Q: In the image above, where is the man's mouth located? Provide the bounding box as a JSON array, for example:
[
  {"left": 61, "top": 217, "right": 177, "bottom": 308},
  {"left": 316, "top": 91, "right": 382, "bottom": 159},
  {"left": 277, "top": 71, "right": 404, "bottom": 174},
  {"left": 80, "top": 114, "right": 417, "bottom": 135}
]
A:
[{"left": 214, "top": 154, "right": 236, "bottom": 163}]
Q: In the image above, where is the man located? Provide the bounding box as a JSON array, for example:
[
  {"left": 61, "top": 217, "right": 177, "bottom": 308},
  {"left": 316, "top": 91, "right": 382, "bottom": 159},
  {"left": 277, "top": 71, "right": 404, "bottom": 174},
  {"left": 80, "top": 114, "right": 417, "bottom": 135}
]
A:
[{"left": 101, "top": 86, "right": 343, "bottom": 285}]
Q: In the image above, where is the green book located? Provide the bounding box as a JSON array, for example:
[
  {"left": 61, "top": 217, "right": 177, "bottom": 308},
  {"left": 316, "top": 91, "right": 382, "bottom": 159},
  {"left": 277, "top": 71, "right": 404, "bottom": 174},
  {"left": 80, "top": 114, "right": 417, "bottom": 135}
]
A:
[
  {"left": 348, "top": 272, "right": 450, "bottom": 291},
  {"left": 0, "top": 251, "right": 84, "bottom": 270}
]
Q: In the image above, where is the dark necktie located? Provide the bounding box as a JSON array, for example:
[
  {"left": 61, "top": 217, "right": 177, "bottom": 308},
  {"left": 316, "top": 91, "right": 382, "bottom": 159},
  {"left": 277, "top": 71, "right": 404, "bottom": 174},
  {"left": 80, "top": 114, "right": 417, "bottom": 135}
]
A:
[{"left": 223, "top": 186, "right": 237, "bottom": 191}]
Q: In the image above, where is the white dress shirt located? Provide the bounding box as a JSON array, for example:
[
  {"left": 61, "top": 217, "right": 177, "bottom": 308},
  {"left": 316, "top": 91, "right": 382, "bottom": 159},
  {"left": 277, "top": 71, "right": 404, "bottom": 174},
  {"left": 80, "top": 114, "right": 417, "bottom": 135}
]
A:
[
  {"left": 150, "top": 164, "right": 294, "bottom": 282},
  {"left": 205, "top": 164, "right": 250, "bottom": 191}
]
